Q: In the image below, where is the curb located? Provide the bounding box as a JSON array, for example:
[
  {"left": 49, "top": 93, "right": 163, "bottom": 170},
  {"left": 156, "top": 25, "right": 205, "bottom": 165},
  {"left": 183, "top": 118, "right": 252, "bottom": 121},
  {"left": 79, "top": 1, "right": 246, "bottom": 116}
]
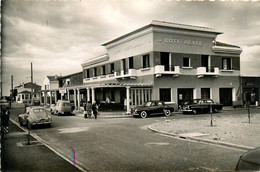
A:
[
  {"left": 148, "top": 123, "right": 254, "bottom": 151},
  {"left": 9, "top": 118, "right": 88, "bottom": 172}
]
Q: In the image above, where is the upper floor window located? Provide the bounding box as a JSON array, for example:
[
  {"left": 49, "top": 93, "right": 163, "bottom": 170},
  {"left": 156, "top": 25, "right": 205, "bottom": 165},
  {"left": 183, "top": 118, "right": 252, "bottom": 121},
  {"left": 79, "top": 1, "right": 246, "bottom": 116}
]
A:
[
  {"left": 93, "top": 67, "right": 97, "bottom": 77},
  {"left": 102, "top": 65, "right": 106, "bottom": 75},
  {"left": 110, "top": 63, "right": 114, "bottom": 74},
  {"left": 129, "top": 57, "right": 134, "bottom": 69},
  {"left": 183, "top": 57, "right": 190, "bottom": 67},
  {"left": 142, "top": 54, "right": 150, "bottom": 68},
  {"left": 222, "top": 58, "right": 232, "bottom": 70},
  {"left": 86, "top": 69, "right": 90, "bottom": 78}
]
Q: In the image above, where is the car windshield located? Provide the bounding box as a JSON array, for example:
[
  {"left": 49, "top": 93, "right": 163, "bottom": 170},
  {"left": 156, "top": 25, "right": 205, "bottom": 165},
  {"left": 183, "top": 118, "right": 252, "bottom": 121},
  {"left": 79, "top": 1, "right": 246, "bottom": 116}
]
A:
[
  {"left": 62, "top": 102, "right": 70, "bottom": 106},
  {"left": 33, "top": 108, "right": 46, "bottom": 113},
  {"left": 144, "top": 102, "right": 152, "bottom": 107}
]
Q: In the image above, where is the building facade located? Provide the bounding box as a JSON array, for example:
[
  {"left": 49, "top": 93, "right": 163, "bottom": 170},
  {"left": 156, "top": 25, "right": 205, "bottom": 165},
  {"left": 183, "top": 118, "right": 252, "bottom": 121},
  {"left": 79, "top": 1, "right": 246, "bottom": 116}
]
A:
[
  {"left": 15, "top": 82, "right": 41, "bottom": 103},
  {"left": 41, "top": 20, "right": 243, "bottom": 113},
  {"left": 241, "top": 76, "right": 260, "bottom": 106}
]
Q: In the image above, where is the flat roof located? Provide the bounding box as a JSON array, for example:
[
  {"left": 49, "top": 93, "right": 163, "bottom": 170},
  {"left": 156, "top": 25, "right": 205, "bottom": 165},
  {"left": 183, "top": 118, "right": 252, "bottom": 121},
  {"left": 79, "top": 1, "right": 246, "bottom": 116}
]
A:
[{"left": 102, "top": 20, "right": 223, "bottom": 46}]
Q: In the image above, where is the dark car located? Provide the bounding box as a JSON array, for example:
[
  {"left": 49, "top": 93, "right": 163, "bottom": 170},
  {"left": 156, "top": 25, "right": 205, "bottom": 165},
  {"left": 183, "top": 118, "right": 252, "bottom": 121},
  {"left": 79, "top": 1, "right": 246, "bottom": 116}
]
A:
[
  {"left": 235, "top": 147, "right": 260, "bottom": 171},
  {"left": 181, "top": 98, "right": 223, "bottom": 114},
  {"left": 132, "top": 100, "right": 174, "bottom": 118}
]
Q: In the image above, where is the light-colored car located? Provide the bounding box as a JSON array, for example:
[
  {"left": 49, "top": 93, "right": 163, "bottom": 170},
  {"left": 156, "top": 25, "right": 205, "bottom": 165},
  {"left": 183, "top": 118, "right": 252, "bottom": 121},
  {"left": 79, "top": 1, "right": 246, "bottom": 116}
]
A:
[
  {"left": 18, "top": 106, "right": 52, "bottom": 127},
  {"left": 0, "top": 99, "right": 10, "bottom": 108},
  {"left": 51, "top": 100, "right": 72, "bottom": 116}
]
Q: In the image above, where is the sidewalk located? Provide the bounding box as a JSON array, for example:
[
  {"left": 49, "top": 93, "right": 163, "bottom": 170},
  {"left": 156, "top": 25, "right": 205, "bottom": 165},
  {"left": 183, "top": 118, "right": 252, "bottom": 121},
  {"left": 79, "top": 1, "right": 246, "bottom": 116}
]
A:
[
  {"left": 73, "top": 110, "right": 133, "bottom": 119},
  {"left": 1, "top": 121, "right": 83, "bottom": 172},
  {"left": 149, "top": 112, "right": 260, "bottom": 150}
]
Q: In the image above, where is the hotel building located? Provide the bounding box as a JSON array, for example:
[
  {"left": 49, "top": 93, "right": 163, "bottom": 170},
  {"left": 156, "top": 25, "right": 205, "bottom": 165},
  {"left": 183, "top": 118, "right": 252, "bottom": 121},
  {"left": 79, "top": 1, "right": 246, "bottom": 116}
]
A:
[{"left": 42, "top": 20, "right": 243, "bottom": 113}]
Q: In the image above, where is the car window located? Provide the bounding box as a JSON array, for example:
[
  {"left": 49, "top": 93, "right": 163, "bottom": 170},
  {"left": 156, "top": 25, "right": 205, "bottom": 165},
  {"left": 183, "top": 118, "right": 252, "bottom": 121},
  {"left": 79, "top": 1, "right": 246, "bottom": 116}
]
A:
[
  {"left": 63, "top": 102, "right": 70, "bottom": 106},
  {"left": 144, "top": 102, "right": 152, "bottom": 107},
  {"left": 158, "top": 102, "right": 163, "bottom": 106},
  {"left": 206, "top": 100, "right": 213, "bottom": 103},
  {"left": 151, "top": 102, "right": 157, "bottom": 106},
  {"left": 33, "top": 108, "right": 45, "bottom": 113}
]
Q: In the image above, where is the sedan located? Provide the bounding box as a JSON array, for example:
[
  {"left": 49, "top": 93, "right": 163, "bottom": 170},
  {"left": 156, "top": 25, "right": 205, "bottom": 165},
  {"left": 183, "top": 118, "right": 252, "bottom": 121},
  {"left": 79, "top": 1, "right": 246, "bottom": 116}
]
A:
[
  {"left": 19, "top": 106, "right": 52, "bottom": 128},
  {"left": 132, "top": 101, "right": 174, "bottom": 118}
]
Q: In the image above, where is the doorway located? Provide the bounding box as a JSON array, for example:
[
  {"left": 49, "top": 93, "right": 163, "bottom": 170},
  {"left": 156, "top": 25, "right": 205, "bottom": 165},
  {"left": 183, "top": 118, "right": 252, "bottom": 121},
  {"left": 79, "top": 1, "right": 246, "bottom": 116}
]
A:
[
  {"left": 177, "top": 88, "right": 193, "bottom": 107},
  {"left": 160, "top": 52, "right": 170, "bottom": 71},
  {"left": 219, "top": 88, "right": 232, "bottom": 106},
  {"left": 201, "top": 55, "right": 209, "bottom": 72}
]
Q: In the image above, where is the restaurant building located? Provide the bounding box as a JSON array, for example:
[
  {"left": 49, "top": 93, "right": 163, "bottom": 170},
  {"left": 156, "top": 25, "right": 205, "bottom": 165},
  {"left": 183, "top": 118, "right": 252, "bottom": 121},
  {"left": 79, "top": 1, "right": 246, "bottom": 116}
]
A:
[{"left": 41, "top": 20, "right": 243, "bottom": 113}]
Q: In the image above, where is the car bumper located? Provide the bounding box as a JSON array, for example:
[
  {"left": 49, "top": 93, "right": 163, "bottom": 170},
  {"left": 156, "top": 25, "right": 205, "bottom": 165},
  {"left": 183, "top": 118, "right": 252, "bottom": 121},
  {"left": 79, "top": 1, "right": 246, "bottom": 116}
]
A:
[
  {"left": 31, "top": 121, "right": 52, "bottom": 126},
  {"left": 181, "top": 109, "right": 193, "bottom": 112}
]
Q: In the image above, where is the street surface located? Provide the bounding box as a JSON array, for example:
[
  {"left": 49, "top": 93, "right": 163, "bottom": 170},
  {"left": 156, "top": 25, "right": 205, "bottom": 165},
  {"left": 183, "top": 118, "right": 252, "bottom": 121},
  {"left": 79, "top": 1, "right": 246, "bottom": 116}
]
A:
[{"left": 9, "top": 107, "right": 258, "bottom": 171}]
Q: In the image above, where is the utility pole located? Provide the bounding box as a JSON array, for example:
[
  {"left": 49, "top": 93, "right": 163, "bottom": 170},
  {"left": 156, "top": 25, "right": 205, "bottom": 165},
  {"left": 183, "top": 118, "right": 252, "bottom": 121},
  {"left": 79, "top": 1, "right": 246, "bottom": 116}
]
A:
[
  {"left": 11, "top": 75, "right": 13, "bottom": 100},
  {"left": 31, "top": 62, "right": 33, "bottom": 105}
]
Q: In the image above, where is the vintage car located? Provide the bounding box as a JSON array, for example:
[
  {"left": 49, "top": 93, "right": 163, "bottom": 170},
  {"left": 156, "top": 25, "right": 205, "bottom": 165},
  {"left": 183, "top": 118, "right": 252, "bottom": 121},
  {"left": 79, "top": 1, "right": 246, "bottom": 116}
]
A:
[
  {"left": 18, "top": 106, "right": 52, "bottom": 127},
  {"left": 51, "top": 100, "right": 72, "bottom": 115},
  {"left": 0, "top": 99, "right": 10, "bottom": 109},
  {"left": 132, "top": 100, "right": 174, "bottom": 118},
  {"left": 181, "top": 99, "right": 223, "bottom": 114},
  {"left": 235, "top": 147, "right": 260, "bottom": 171}
]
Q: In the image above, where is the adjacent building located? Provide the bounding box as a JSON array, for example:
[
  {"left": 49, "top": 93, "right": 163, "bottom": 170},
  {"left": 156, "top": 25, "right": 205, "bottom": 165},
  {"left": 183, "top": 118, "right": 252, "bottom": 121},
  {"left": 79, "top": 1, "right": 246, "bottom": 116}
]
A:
[
  {"left": 41, "top": 20, "right": 244, "bottom": 113},
  {"left": 14, "top": 82, "right": 41, "bottom": 103}
]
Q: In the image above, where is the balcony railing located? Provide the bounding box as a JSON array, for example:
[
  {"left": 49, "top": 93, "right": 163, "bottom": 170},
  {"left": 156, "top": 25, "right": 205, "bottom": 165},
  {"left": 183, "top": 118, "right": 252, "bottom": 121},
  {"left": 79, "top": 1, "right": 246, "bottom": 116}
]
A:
[
  {"left": 197, "top": 67, "right": 219, "bottom": 78},
  {"left": 114, "top": 69, "right": 137, "bottom": 79},
  {"left": 154, "top": 65, "right": 180, "bottom": 77}
]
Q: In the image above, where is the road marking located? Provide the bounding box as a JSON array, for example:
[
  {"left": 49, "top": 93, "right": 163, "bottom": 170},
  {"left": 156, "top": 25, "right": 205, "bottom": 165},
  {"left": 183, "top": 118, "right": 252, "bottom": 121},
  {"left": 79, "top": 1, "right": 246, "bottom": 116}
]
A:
[
  {"left": 58, "top": 127, "right": 89, "bottom": 134},
  {"left": 156, "top": 133, "right": 247, "bottom": 152},
  {"left": 145, "top": 142, "right": 169, "bottom": 146}
]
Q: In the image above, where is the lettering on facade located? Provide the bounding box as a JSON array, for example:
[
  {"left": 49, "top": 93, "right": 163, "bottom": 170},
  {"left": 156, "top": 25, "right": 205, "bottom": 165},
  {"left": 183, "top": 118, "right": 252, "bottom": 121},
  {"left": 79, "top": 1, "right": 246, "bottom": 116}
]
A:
[
  {"left": 162, "top": 38, "right": 202, "bottom": 47},
  {"left": 112, "top": 39, "right": 151, "bottom": 55}
]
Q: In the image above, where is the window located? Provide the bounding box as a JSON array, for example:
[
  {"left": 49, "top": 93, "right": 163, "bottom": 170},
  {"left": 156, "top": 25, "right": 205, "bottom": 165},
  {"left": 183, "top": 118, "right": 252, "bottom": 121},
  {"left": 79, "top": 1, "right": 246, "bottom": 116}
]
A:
[
  {"left": 160, "top": 88, "right": 171, "bottom": 102},
  {"left": 86, "top": 69, "right": 90, "bottom": 78},
  {"left": 142, "top": 54, "right": 150, "bottom": 68},
  {"left": 110, "top": 63, "right": 114, "bottom": 74},
  {"left": 93, "top": 68, "right": 97, "bottom": 77},
  {"left": 129, "top": 57, "right": 134, "bottom": 69},
  {"left": 102, "top": 65, "right": 106, "bottom": 75},
  {"left": 183, "top": 57, "right": 190, "bottom": 67},
  {"left": 201, "top": 88, "right": 210, "bottom": 99},
  {"left": 222, "top": 58, "right": 232, "bottom": 70}
]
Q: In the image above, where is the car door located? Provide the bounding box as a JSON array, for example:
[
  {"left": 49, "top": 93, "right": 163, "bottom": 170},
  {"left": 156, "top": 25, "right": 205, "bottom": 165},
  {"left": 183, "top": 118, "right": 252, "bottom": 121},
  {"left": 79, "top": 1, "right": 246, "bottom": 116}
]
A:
[
  {"left": 149, "top": 102, "right": 158, "bottom": 114},
  {"left": 157, "top": 102, "right": 165, "bottom": 114}
]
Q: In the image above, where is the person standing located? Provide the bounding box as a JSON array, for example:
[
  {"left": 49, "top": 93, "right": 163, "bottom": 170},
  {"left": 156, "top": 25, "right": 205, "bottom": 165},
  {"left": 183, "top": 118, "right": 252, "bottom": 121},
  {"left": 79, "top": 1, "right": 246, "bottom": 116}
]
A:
[{"left": 92, "top": 101, "right": 98, "bottom": 119}]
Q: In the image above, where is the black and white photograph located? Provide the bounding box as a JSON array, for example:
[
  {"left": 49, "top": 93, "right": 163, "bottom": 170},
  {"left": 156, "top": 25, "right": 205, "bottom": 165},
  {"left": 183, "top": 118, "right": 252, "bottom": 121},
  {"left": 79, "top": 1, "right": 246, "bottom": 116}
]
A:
[{"left": 1, "top": 0, "right": 260, "bottom": 171}]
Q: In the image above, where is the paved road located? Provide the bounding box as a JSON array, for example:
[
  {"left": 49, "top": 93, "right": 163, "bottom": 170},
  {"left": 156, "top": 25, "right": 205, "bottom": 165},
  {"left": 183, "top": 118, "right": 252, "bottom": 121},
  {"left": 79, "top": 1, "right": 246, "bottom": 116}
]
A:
[{"left": 10, "top": 107, "right": 251, "bottom": 171}]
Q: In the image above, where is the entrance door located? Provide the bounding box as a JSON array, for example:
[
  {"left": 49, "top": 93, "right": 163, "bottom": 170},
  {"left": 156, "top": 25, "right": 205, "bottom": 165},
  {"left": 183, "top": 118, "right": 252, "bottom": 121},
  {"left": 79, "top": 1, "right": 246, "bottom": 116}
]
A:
[
  {"left": 160, "top": 52, "right": 170, "bottom": 71},
  {"left": 219, "top": 88, "right": 232, "bottom": 106},
  {"left": 177, "top": 89, "right": 193, "bottom": 107},
  {"left": 201, "top": 55, "right": 209, "bottom": 72}
]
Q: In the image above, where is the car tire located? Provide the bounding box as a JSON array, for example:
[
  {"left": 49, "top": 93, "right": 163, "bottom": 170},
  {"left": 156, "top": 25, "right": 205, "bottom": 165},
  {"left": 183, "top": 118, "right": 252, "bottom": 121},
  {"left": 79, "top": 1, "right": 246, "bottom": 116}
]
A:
[
  {"left": 192, "top": 109, "right": 197, "bottom": 114},
  {"left": 140, "top": 111, "right": 148, "bottom": 119},
  {"left": 164, "top": 109, "right": 171, "bottom": 117}
]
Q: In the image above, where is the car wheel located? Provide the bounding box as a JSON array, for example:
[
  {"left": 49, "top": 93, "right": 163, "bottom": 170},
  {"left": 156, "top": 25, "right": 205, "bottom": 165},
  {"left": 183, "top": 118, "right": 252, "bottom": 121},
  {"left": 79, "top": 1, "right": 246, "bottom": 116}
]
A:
[
  {"left": 192, "top": 109, "right": 197, "bottom": 114},
  {"left": 140, "top": 111, "right": 148, "bottom": 118},
  {"left": 164, "top": 109, "right": 171, "bottom": 117}
]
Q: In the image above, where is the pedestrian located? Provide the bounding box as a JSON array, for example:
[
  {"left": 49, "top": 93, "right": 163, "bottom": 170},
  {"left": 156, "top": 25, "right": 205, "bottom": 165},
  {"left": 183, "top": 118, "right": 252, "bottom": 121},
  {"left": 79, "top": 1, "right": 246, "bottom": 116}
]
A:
[
  {"left": 2, "top": 107, "right": 10, "bottom": 135},
  {"left": 92, "top": 101, "right": 98, "bottom": 119},
  {"left": 86, "top": 101, "right": 92, "bottom": 118}
]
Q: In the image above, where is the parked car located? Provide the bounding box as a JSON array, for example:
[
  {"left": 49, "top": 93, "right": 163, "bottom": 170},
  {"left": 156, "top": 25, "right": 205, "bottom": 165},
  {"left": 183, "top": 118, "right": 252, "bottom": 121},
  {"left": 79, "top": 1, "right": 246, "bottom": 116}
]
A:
[
  {"left": 132, "top": 100, "right": 174, "bottom": 118},
  {"left": 181, "top": 98, "right": 223, "bottom": 114},
  {"left": 18, "top": 106, "right": 52, "bottom": 127},
  {"left": 51, "top": 100, "right": 72, "bottom": 115},
  {"left": 235, "top": 147, "right": 260, "bottom": 171},
  {"left": 0, "top": 99, "right": 10, "bottom": 108}
]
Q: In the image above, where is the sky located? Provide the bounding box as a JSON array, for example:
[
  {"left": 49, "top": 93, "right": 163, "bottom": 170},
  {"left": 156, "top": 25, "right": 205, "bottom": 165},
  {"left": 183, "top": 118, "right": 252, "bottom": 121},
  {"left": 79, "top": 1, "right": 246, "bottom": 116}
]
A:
[{"left": 1, "top": 0, "right": 260, "bottom": 96}]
